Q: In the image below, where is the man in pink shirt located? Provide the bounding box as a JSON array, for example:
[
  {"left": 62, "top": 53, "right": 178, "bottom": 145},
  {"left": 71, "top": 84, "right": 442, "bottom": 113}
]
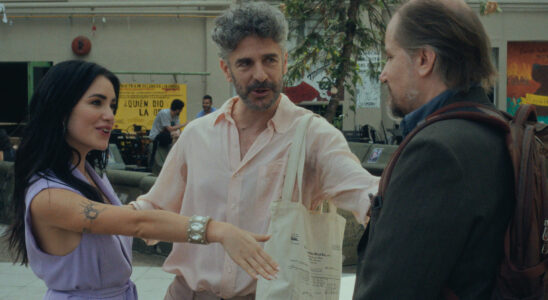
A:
[{"left": 131, "top": 2, "right": 379, "bottom": 299}]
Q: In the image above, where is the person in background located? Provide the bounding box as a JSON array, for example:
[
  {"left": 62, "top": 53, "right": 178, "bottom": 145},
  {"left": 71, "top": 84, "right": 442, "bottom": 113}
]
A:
[
  {"left": 148, "top": 99, "right": 187, "bottom": 174},
  {"left": 195, "top": 94, "right": 217, "bottom": 118},
  {"left": 5, "top": 60, "right": 278, "bottom": 300}
]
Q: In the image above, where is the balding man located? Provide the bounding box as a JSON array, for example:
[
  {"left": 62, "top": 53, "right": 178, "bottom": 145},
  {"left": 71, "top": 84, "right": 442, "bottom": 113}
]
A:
[{"left": 353, "top": 1, "right": 514, "bottom": 299}]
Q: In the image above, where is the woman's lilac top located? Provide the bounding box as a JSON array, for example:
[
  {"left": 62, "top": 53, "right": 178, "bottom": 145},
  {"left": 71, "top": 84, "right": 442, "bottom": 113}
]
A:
[{"left": 24, "top": 163, "right": 137, "bottom": 299}]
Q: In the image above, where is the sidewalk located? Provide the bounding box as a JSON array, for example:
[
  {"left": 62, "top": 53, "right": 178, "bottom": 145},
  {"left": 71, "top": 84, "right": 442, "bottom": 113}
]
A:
[
  {"left": 0, "top": 262, "right": 173, "bottom": 299},
  {"left": 0, "top": 262, "right": 356, "bottom": 299},
  {"left": 0, "top": 224, "right": 356, "bottom": 299}
]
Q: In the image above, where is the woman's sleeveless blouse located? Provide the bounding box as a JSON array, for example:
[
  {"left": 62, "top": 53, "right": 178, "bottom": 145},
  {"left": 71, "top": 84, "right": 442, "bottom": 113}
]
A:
[{"left": 24, "top": 163, "right": 137, "bottom": 299}]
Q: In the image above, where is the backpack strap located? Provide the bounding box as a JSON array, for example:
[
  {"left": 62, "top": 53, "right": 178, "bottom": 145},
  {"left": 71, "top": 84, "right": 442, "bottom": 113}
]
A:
[
  {"left": 378, "top": 101, "right": 510, "bottom": 200},
  {"left": 514, "top": 102, "right": 538, "bottom": 125}
]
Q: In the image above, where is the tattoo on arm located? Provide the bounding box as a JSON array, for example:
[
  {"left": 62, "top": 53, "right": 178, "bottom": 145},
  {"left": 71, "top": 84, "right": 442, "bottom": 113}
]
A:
[{"left": 80, "top": 200, "right": 106, "bottom": 233}]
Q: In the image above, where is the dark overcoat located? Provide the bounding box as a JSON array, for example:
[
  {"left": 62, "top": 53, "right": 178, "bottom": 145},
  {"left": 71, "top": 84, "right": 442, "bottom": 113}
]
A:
[{"left": 353, "top": 87, "right": 514, "bottom": 299}]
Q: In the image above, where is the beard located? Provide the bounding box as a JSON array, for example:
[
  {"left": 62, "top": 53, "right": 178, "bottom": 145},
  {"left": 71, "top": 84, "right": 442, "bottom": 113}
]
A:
[
  {"left": 388, "top": 97, "right": 406, "bottom": 119},
  {"left": 387, "top": 85, "right": 419, "bottom": 118},
  {"left": 231, "top": 73, "right": 282, "bottom": 112}
]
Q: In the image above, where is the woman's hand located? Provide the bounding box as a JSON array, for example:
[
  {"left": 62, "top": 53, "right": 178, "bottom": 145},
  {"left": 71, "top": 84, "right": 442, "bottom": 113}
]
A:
[{"left": 207, "top": 221, "right": 279, "bottom": 280}]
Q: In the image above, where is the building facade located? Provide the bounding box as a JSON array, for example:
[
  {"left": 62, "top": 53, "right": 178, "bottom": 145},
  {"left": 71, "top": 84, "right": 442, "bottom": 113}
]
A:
[{"left": 1, "top": 0, "right": 547, "bottom": 135}]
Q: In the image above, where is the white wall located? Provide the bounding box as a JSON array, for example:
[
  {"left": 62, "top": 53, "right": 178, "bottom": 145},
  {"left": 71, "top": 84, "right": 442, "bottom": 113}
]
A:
[
  {"left": 1, "top": 1, "right": 547, "bottom": 130},
  {"left": 0, "top": 10, "right": 228, "bottom": 119}
]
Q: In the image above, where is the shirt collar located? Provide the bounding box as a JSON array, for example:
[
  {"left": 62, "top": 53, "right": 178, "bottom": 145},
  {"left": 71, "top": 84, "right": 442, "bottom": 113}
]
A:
[
  {"left": 400, "top": 89, "right": 457, "bottom": 137},
  {"left": 213, "top": 94, "right": 295, "bottom": 134},
  {"left": 213, "top": 96, "right": 237, "bottom": 127}
]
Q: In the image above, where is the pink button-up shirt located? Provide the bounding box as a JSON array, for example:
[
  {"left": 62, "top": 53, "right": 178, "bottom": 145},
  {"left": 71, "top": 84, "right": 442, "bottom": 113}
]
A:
[{"left": 133, "top": 94, "right": 379, "bottom": 298}]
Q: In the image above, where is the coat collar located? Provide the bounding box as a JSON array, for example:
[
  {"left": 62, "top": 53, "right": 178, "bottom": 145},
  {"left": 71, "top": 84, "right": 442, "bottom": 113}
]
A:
[{"left": 400, "top": 86, "right": 492, "bottom": 137}]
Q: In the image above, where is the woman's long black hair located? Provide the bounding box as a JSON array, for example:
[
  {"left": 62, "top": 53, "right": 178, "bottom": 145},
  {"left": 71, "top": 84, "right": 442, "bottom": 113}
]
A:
[{"left": 6, "top": 60, "right": 120, "bottom": 265}]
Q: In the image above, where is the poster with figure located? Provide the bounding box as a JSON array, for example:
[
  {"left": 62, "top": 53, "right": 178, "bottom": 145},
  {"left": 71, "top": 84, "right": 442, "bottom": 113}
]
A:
[
  {"left": 507, "top": 42, "right": 548, "bottom": 124},
  {"left": 115, "top": 83, "right": 187, "bottom": 133},
  {"left": 356, "top": 51, "right": 381, "bottom": 108},
  {"left": 367, "top": 148, "right": 383, "bottom": 163}
]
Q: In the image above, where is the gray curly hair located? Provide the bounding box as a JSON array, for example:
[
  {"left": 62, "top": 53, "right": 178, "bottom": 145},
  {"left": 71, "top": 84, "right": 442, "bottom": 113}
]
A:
[{"left": 211, "top": 2, "right": 288, "bottom": 60}]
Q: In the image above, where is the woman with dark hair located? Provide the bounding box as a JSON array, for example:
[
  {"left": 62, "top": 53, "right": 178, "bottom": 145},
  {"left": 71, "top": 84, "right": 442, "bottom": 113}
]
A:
[{"left": 5, "top": 60, "right": 277, "bottom": 299}]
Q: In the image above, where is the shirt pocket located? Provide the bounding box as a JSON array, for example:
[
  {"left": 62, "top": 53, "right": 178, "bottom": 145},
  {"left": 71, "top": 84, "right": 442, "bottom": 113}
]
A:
[{"left": 256, "top": 158, "right": 286, "bottom": 204}]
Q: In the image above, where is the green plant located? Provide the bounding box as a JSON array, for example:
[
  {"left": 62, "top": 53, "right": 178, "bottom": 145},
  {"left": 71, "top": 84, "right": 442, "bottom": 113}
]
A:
[{"left": 282, "top": 0, "right": 400, "bottom": 123}]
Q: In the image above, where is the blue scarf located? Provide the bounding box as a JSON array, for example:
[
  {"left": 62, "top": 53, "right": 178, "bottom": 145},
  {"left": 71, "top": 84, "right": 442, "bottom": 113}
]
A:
[{"left": 399, "top": 89, "right": 458, "bottom": 137}]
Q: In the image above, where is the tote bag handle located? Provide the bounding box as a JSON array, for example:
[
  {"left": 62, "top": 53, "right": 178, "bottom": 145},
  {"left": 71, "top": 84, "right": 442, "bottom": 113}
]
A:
[{"left": 281, "top": 114, "right": 314, "bottom": 205}]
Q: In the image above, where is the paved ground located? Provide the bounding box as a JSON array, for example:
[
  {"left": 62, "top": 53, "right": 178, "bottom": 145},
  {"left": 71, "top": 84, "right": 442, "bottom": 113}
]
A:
[{"left": 0, "top": 225, "right": 356, "bottom": 299}]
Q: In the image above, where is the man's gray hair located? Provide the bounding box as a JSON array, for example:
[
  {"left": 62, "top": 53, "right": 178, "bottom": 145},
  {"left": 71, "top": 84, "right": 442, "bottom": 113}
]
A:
[{"left": 211, "top": 2, "right": 288, "bottom": 60}]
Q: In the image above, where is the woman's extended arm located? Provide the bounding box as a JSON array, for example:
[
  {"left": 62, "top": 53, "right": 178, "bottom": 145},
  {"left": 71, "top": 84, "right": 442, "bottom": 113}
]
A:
[{"left": 30, "top": 188, "right": 278, "bottom": 280}]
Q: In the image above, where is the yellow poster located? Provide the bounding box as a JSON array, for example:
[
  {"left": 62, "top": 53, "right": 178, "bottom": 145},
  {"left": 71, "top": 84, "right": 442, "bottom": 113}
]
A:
[
  {"left": 523, "top": 93, "right": 548, "bottom": 107},
  {"left": 114, "top": 83, "right": 187, "bottom": 133}
]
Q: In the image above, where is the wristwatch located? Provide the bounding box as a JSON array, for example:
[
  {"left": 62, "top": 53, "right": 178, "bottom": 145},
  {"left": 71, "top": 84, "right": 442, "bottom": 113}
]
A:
[{"left": 187, "top": 215, "right": 212, "bottom": 244}]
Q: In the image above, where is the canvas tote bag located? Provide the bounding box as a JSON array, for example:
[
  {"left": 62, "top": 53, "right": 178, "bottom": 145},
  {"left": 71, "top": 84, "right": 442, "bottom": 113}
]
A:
[{"left": 256, "top": 114, "right": 347, "bottom": 300}]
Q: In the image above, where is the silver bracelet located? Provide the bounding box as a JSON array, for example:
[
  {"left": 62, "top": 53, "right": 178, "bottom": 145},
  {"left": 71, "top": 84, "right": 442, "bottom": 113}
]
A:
[{"left": 187, "top": 215, "right": 212, "bottom": 244}]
